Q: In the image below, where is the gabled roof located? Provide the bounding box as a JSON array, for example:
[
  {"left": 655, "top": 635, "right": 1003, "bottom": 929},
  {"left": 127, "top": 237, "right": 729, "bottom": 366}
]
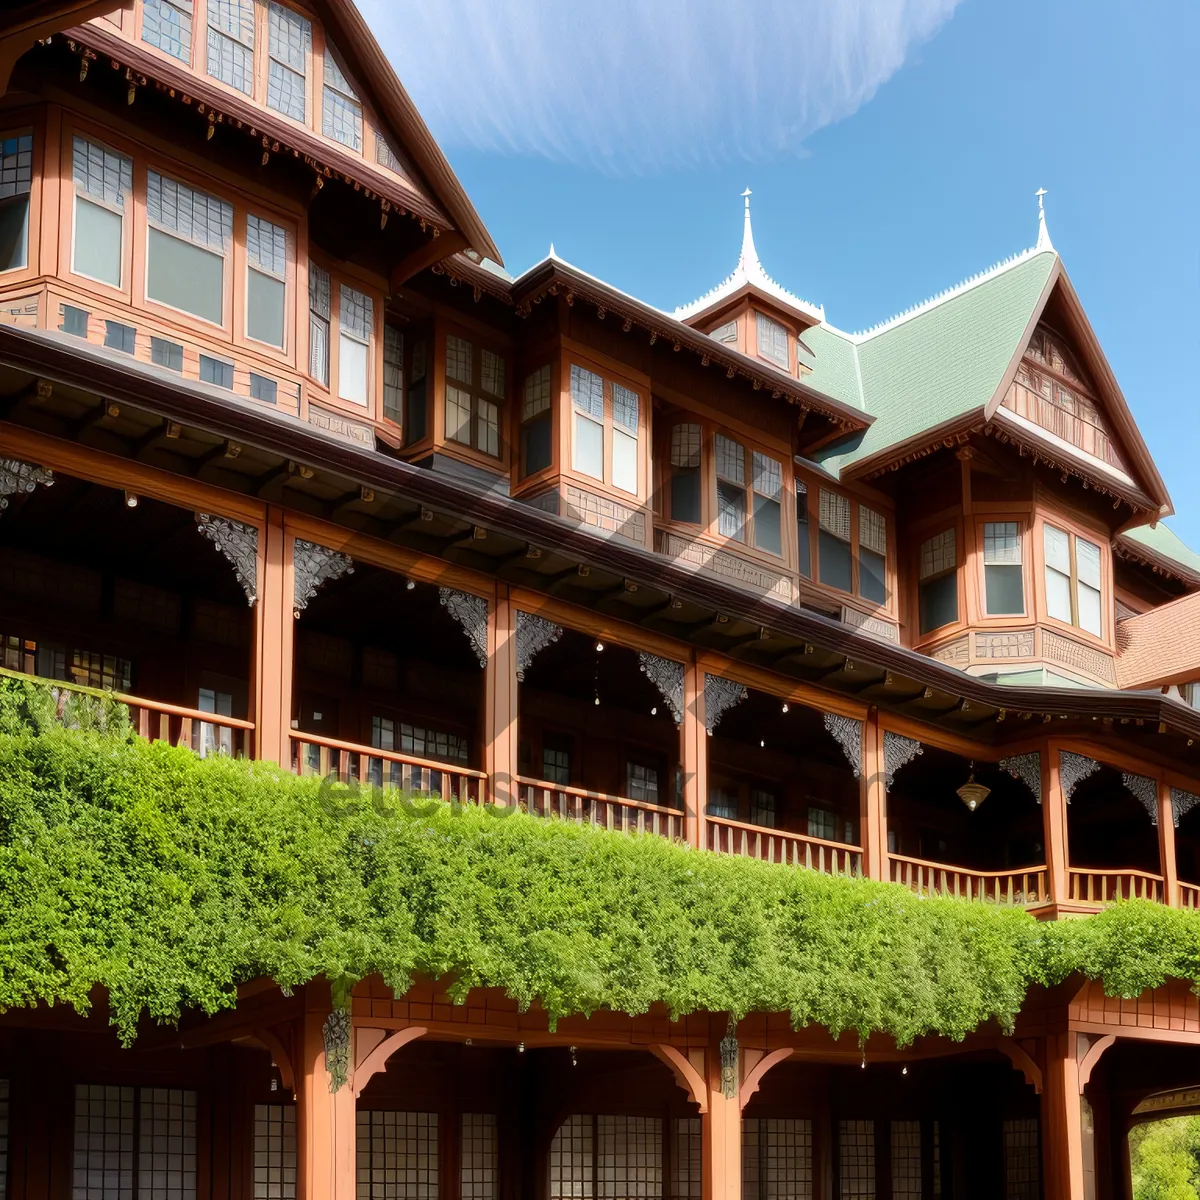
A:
[
  {"left": 1119, "top": 523, "right": 1200, "bottom": 583},
  {"left": 1116, "top": 588, "right": 1200, "bottom": 688},
  {"left": 674, "top": 191, "right": 824, "bottom": 327}
]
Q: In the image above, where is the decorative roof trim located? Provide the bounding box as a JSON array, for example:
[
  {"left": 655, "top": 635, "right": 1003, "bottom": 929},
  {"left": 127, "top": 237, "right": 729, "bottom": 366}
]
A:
[{"left": 1114, "top": 537, "right": 1200, "bottom": 588}]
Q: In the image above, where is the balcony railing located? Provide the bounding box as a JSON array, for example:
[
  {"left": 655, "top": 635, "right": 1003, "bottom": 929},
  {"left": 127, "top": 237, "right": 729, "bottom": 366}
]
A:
[
  {"left": 290, "top": 731, "right": 488, "bottom": 804},
  {"left": 517, "top": 777, "right": 686, "bottom": 840},
  {"left": 1068, "top": 867, "right": 1165, "bottom": 906},
  {"left": 889, "top": 854, "right": 1049, "bottom": 907},
  {"left": 1180, "top": 882, "right": 1200, "bottom": 911},
  {"left": 706, "top": 816, "right": 862, "bottom": 877}
]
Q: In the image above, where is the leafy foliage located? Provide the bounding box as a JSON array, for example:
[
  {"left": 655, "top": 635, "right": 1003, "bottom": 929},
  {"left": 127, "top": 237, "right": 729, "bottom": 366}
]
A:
[
  {"left": 1129, "top": 1117, "right": 1200, "bottom": 1200},
  {"left": 1, "top": 678, "right": 1199, "bottom": 1045}
]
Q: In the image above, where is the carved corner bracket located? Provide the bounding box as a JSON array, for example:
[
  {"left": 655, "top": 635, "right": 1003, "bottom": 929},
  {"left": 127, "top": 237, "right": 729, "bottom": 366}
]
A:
[
  {"left": 704, "top": 674, "right": 747, "bottom": 734},
  {"left": 882, "top": 731, "right": 923, "bottom": 791},
  {"left": 822, "top": 713, "right": 863, "bottom": 779},
  {"left": 293, "top": 539, "right": 353, "bottom": 616},
  {"left": 1059, "top": 751, "right": 1101, "bottom": 804},
  {"left": 439, "top": 588, "right": 488, "bottom": 667},
  {"left": 999, "top": 752, "right": 1042, "bottom": 805},
  {"left": 515, "top": 610, "right": 562, "bottom": 681},
  {"left": 1172, "top": 787, "right": 1200, "bottom": 829},
  {"left": 639, "top": 652, "right": 685, "bottom": 725},
  {"left": 197, "top": 514, "right": 259, "bottom": 605},
  {"left": 1121, "top": 772, "right": 1159, "bottom": 826},
  {"left": 0, "top": 457, "right": 54, "bottom": 514}
]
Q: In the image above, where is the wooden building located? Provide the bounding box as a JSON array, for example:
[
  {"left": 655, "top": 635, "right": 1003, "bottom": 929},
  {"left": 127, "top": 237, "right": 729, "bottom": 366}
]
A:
[{"left": 1, "top": 3, "right": 1199, "bottom": 1197}]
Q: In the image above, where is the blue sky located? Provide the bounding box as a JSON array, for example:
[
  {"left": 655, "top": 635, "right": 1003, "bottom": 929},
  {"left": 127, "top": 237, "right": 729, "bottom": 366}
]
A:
[{"left": 363, "top": 0, "right": 1200, "bottom": 545}]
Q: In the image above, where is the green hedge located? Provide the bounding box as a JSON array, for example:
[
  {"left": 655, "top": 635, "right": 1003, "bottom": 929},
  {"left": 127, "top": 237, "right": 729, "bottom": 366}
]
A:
[{"left": 2, "top": 678, "right": 1199, "bottom": 1046}]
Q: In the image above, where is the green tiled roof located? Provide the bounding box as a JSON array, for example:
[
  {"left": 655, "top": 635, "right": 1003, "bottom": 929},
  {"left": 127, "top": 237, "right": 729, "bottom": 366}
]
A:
[
  {"left": 1121, "top": 522, "right": 1200, "bottom": 577},
  {"left": 809, "top": 250, "right": 1057, "bottom": 476}
]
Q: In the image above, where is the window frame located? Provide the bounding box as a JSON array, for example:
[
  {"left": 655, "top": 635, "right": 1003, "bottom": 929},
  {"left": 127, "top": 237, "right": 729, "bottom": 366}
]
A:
[
  {"left": 440, "top": 323, "right": 509, "bottom": 464},
  {"left": 753, "top": 309, "right": 791, "bottom": 371},
  {"left": 1036, "top": 513, "right": 1110, "bottom": 644},
  {"left": 242, "top": 210, "right": 294, "bottom": 355},
  {"left": 914, "top": 522, "right": 962, "bottom": 640},
  {"left": 204, "top": 0, "right": 257, "bottom": 96},
  {"left": 66, "top": 133, "right": 133, "bottom": 295},
  {"left": 0, "top": 123, "right": 38, "bottom": 281},
  {"left": 975, "top": 517, "right": 1030, "bottom": 620},
  {"left": 518, "top": 360, "right": 555, "bottom": 482},
  {"left": 564, "top": 354, "right": 646, "bottom": 499},
  {"left": 265, "top": 0, "right": 312, "bottom": 126},
  {"left": 138, "top": 0, "right": 198, "bottom": 68}
]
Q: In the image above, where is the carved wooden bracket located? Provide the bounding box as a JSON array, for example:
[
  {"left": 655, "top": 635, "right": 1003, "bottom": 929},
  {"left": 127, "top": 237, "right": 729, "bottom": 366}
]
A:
[
  {"left": 253, "top": 1025, "right": 296, "bottom": 1097},
  {"left": 516, "top": 610, "right": 562, "bottom": 681},
  {"left": 352, "top": 1025, "right": 429, "bottom": 1100},
  {"left": 0, "top": 457, "right": 54, "bottom": 514},
  {"left": 197, "top": 513, "right": 258, "bottom": 605},
  {"left": 639, "top": 652, "right": 684, "bottom": 725},
  {"left": 999, "top": 752, "right": 1042, "bottom": 805},
  {"left": 1122, "top": 773, "right": 1159, "bottom": 826},
  {"left": 1172, "top": 787, "right": 1200, "bottom": 828},
  {"left": 996, "top": 1039, "right": 1043, "bottom": 1094},
  {"left": 293, "top": 538, "right": 353, "bottom": 616},
  {"left": 1077, "top": 1034, "right": 1116, "bottom": 1095},
  {"left": 649, "top": 1044, "right": 708, "bottom": 1113},
  {"left": 739, "top": 1047, "right": 794, "bottom": 1110},
  {"left": 1059, "top": 751, "right": 1100, "bottom": 803},
  {"left": 704, "top": 674, "right": 747, "bottom": 735},
  {"left": 822, "top": 714, "right": 863, "bottom": 779},
  {"left": 882, "top": 731, "right": 923, "bottom": 790},
  {"left": 439, "top": 587, "right": 489, "bottom": 667}
]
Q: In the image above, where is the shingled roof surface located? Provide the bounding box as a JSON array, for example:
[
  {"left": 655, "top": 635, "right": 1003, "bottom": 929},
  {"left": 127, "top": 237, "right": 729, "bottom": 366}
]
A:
[
  {"left": 1121, "top": 523, "right": 1200, "bottom": 577},
  {"left": 1117, "top": 589, "right": 1200, "bottom": 688}
]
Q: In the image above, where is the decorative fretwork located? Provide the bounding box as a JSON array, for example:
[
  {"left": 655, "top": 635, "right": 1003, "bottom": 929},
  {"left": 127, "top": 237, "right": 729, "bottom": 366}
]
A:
[
  {"left": 719, "top": 1018, "right": 739, "bottom": 1101},
  {"left": 439, "top": 587, "right": 488, "bottom": 667},
  {"left": 323, "top": 1005, "right": 351, "bottom": 1093},
  {"left": 1122, "top": 772, "right": 1159, "bottom": 826},
  {"left": 196, "top": 514, "right": 258, "bottom": 605},
  {"left": 704, "top": 674, "right": 747, "bottom": 734},
  {"left": 1171, "top": 788, "right": 1200, "bottom": 829},
  {"left": 1059, "top": 751, "right": 1101, "bottom": 803},
  {"left": 293, "top": 539, "right": 353, "bottom": 615},
  {"left": 822, "top": 713, "right": 863, "bottom": 779},
  {"left": 0, "top": 457, "right": 54, "bottom": 514},
  {"left": 515, "top": 610, "right": 562, "bottom": 681},
  {"left": 883, "top": 731, "right": 923, "bottom": 790},
  {"left": 999, "top": 753, "right": 1042, "bottom": 805},
  {"left": 639, "top": 652, "right": 685, "bottom": 725}
]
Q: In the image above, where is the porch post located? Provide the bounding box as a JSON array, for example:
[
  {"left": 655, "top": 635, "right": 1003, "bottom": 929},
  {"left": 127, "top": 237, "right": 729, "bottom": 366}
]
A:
[
  {"left": 682, "top": 659, "right": 706, "bottom": 849},
  {"left": 1157, "top": 778, "right": 1178, "bottom": 906},
  {"left": 1042, "top": 742, "right": 1070, "bottom": 908},
  {"left": 297, "top": 981, "right": 356, "bottom": 1200},
  {"left": 486, "top": 585, "right": 519, "bottom": 807},
  {"left": 254, "top": 506, "right": 295, "bottom": 765},
  {"left": 861, "top": 710, "right": 886, "bottom": 881},
  {"left": 1041, "top": 1033, "right": 1088, "bottom": 1200},
  {"left": 701, "top": 1037, "right": 740, "bottom": 1200}
]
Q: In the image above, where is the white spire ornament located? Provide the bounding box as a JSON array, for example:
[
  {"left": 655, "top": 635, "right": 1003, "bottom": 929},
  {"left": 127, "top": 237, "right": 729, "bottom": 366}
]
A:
[{"left": 1035, "top": 188, "right": 1053, "bottom": 252}]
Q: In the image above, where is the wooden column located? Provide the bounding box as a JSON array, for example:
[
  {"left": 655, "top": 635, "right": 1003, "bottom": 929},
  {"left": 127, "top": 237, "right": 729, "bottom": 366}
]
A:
[
  {"left": 254, "top": 507, "right": 294, "bottom": 765},
  {"left": 486, "top": 585, "right": 519, "bottom": 807},
  {"left": 1042, "top": 742, "right": 1070, "bottom": 908},
  {"left": 1042, "top": 1033, "right": 1088, "bottom": 1200},
  {"left": 1157, "top": 779, "right": 1178, "bottom": 906},
  {"left": 861, "top": 711, "right": 886, "bottom": 881},
  {"left": 701, "top": 1040, "right": 740, "bottom": 1200},
  {"left": 683, "top": 660, "right": 707, "bottom": 850},
  {"left": 297, "top": 981, "right": 356, "bottom": 1200}
]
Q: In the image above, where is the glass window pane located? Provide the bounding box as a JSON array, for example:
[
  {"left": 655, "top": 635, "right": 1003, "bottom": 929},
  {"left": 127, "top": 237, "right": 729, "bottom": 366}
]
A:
[
  {"left": 523, "top": 366, "right": 551, "bottom": 421},
  {"left": 753, "top": 494, "right": 781, "bottom": 556},
  {"left": 340, "top": 284, "right": 372, "bottom": 340},
  {"left": 919, "top": 573, "right": 958, "bottom": 634},
  {"left": 573, "top": 414, "right": 603, "bottom": 479},
  {"left": 920, "top": 529, "right": 956, "bottom": 579},
  {"left": 756, "top": 311, "right": 788, "bottom": 367},
  {"left": 985, "top": 564, "right": 1025, "bottom": 615},
  {"left": 1043, "top": 523, "right": 1071, "bottom": 573},
  {"left": 570, "top": 364, "right": 604, "bottom": 420},
  {"left": 481, "top": 349, "right": 506, "bottom": 398},
  {"left": 146, "top": 171, "right": 232, "bottom": 252},
  {"left": 671, "top": 467, "right": 701, "bottom": 524},
  {"left": 477, "top": 398, "right": 499, "bottom": 457},
  {"left": 796, "top": 483, "right": 810, "bottom": 578},
  {"left": 383, "top": 325, "right": 403, "bottom": 424},
  {"left": 670, "top": 423, "right": 702, "bottom": 468},
  {"left": 142, "top": 0, "right": 193, "bottom": 63},
  {"left": 1076, "top": 537, "right": 1102, "bottom": 589},
  {"left": 612, "top": 383, "right": 638, "bottom": 432},
  {"left": 717, "top": 480, "right": 746, "bottom": 541},
  {"left": 819, "top": 489, "right": 851, "bottom": 540},
  {"left": 613, "top": 427, "right": 637, "bottom": 494},
  {"left": 338, "top": 334, "right": 368, "bottom": 404},
  {"left": 859, "top": 546, "right": 887, "bottom": 604},
  {"left": 1079, "top": 582, "right": 1102, "bottom": 636},
  {"left": 522, "top": 414, "right": 552, "bottom": 477},
  {"left": 73, "top": 136, "right": 132, "bottom": 209},
  {"left": 446, "top": 385, "right": 471, "bottom": 444},
  {"left": 247, "top": 267, "right": 285, "bottom": 347},
  {"left": 146, "top": 227, "right": 223, "bottom": 323},
  {"left": 984, "top": 521, "right": 1022, "bottom": 565},
  {"left": 819, "top": 530, "right": 852, "bottom": 592},
  {"left": 447, "top": 334, "right": 473, "bottom": 384},
  {"left": 0, "top": 195, "right": 28, "bottom": 271},
  {"left": 1045, "top": 565, "right": 1072, "bottom": 623},
  {"left": 73, "top": 196, "right": 123, "bottom": 286},
  {"left": 714, "top": 434, "right": 745, "bottom": 484}
]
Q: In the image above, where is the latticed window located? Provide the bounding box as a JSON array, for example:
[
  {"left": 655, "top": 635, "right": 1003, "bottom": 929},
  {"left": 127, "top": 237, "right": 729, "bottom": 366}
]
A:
[
  {"left": 918, "top": 528, "right": 957, "bottom": 634},
  {"left": 571, "top": 364, "right": 604, "bottom": 480},
  {"left": 836, "top": 1120, "right": 875, "bottom": 1199},
  {"left": 710, "top": 319, "right": 737, "bottom": 345},
  {"left": 445, "top": 334, "right": 504, "bottom": 458},
  {"left": 246, "top": 215, "right": 288, "bottom": 348},
  {"left": 339, "top": 284, "right": 373, "bottom": 406},
  {"left": 890, "top": 1121, "right": 921, "bottom": 1200},
  {"left": 0, "top": 132, "right": 33, "bottom": 272},
  {"left": 796, "top": 481, "right": 811, "bottom": 578},
  {"left": 543, "top": 737, "right": 571, "bottom": 787},
  {"left": 549, "top": 1115, "right": 593, "bottom": 1200},
  {"left": 569, "top": 363, "right": 640, "bottom": 492},
  {"left": 67, "top": 649, "right": 132, "bottom": 691},
  {"left": 0, "top": 632, "right": 36, "bottom": 673},
  {"left": 308, "top": 262, "right": 331, "bottom": 386},
  {"left": 669, "top": 423, "right": 702, "bottom": 524},
  {"left": 612, "top": 384, "right": 639, "bottom": 494},
  {"left": 206, "top": 0, "right": 254, "bottom": 93},
  {"left": 742, "top": 1118, "right": 813, "bottom": 1200},
  {"left": 0, "top": 1078, "right": 9, "bottom": 1200},
  {"left": 983, "top": 521, "right": 1024, "bottom": 616},
  {"left": 550, "top": 1116, "right": 663, "bottom": 1200},
  {"left": 818, "top": 490, "right": 852, "bottom": 592},
  {"left": 806, "top": 806, "right": 837, "bottom": 842},
  {"left": 253, "top": 1105, "right": 296, "bottom": 1200},
  {"left": 146, "top": 172, "right": 232, "bottom": 325},
  {"left": 267, "top": 2, "right": 310, "bottom": 122},
  {"left": 1002, "top": 1119, "right": 1040, "bottom": 1200},
  {"left": 858, "top": 505, "right": 887, "bottom": 605},
  {"left": 383, "top": 325, "right": 404, "bottom": 425},
  {"left": 627, "top": 762, "right": 659, "bottom": 804},
  {"left": 323, "top": 48, "right": 362, "bottom": 151},
  {"left": 749, "top": 788, "right": 777, "bottom": 829},
  {"left": 756, "top": 311, "right": 789, "bottom": 368},
  {"left": 71, "top": 136, "right": 132, "bottom": 288},
  {"left": 142, "top": 0, "right": 192, "bottom": 64},
  {"left": 670, "top": 1119, "right": 700, "bottom": 1200},
  {"left": 460, "top": 1115, "right": 498, "bottom": 1200},
  {"left": 400, "top": 722, "right": 469, "bottom": 765},
  {"left": 356, "top": 1111, "right": 438, "bottom": 1200},
  {"left": 521, "top": 365, "right": 552, "bottom": 477},
  {"left": 752, "top": 452, "right": 783, "bottom": 556}
]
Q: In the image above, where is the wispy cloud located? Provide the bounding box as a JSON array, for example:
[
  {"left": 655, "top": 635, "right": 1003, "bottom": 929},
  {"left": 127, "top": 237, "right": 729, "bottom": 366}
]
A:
[{"left": 357, "top": 0, "right": 961, "bottom": 174}]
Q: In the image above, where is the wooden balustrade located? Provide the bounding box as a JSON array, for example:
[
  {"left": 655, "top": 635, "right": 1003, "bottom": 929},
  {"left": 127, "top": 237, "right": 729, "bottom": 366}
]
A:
[
  {"left": 517, "top": 776, "right": 686, "bottom": 840},
  {"left": 706, "top": 816, "right": 862, "bottom": 876},
  {"left": 291, "top": 732, "right": 488, "bottom": 804},
  {"left": 1068, "top": 867, "right": 1165, "bottom": 906},
  {"left": 889, "top": 854, "right": 1049, "bottom": 906},
  {"left": 1179, "top": 881, "right": 1200, "bottom": 911}
]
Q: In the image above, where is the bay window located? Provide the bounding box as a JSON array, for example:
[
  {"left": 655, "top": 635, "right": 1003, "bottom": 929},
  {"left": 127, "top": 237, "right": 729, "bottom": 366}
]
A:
[
  {"left": 0, "top": 132, "right": 32, "bottom": 273},
  {"left": 570, "top": 364, "right": 604, "bottom": 479},
  {"left": 520, "top": 365, "right": 552, "bottom": 476},
  {"left": 818, "top": 489, "right": 852, "bottom": 591},
  {"left": 612, "top": 384, "right": 639, "bottom": 493},
  {"left": 752, "top": 453, "right": 783, "bottom": 554},
  {"left": 322, "top": 49, "right": 363, "bottom": 151},
  {"left": 1044, "top": 524, "right": 1103, "bottom": 636},
  {"left": 338, "top": 284, "right": 373, "bottom": 405},
  {"left": 266, "top": 1, "right": 310, "bottom": 122},
  {"left": 308, "top": 262, "right": 330, "bottom": 385},
  {"left": 145, "top": 171, "right": 231, "bottom": 325},
  {"left": 918, "top": 528, "right": 958, "bottom": 634},
  {"left": 206, "top": 0, "right": 254, "bottom": 94},
  {"left": 569, "top": 363, "right": 640, "bottom": 490},
  {"left": 71, "top": 136, "right": 131, "bottom": 288},
  {"left": 756, "top": 311, "right": 788, "bottom": 368},
  {"left": 246, "top": 214, "right": 287, "bottom": 348},
  {"left": 669, "top": 423, "right": 702, "bottom": 524},
  {"left": 714, "top": 433, "right": 747, "bottom": 540},
  {"left": 142, "top": 0, "right": 193, "bottom": 64},
  {"left": 445, "top": 334, "right": 504, "bottom": 457},
  {"left": 982, "top": 521, "right": 1024, "bottom": 615},
  {"left": 857, "top": 505, "right": 888, "bottom": 604},
  {"left": 712, "top": 436, "right": 783, "bottom": 554}
]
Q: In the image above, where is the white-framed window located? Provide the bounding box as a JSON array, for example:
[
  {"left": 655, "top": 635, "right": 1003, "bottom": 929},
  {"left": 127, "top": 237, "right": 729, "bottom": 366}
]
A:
[
  {"left": 266, "top": 2, "right": 310, "bottom": 122},
  {"left": 918, "top": 528, "right": 958, "bottom": 634},
  {"left": 206, "top": 0, "right": 254, "bottom": 93},
  {"left": 611, "top": 383, "right": 639, "bottom": 494},
  {"left": 1044, "top": 524, "right": 1103, "bottom": 636},
  {"left": 445, "top": 334, "right": 504, "bottom": 457},
  {"left": 520, "top": 365, "right": 553, "bottom": 477},
  {"left": 71, "top": 136, "right": 131, "bottom": 288},
  {"left": 858, "top": 505, "right": 887, "bottom": 605},
  {"left": 0, "top": 132, "right": 33, "bottom": 273},
  {"left": 323, "top": 48, "right": 362, "bottom": 151},
  {"left": 756, "top": 311, "right": 788, "bottom": 368},
  {"left": 246, "top": 214, "right": 288, "bottom": 348},
  {"left": 818, "top": 489, "right": 852, "bottom": 591},
  {"left": 983, "top": 521, "right": 1024, "bottom": 615},
  {"left": 338, "top": 283, "right": 372, "bottom": 405},
  {"left": 142, "top": 0, "right": 193, "bottom": 63},
  {"left": 570, "top": 363, "right": 604, "bottom": 480},
  {"left": 145, "top": 171, "right": 231, "bottom": 325},
  {"left": 308, "top": 261, "right": 330, "bottom": 385}
]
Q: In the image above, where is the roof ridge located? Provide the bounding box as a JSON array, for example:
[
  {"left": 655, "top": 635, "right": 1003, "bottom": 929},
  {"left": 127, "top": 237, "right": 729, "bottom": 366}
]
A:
[{"left": 845, "top": 245, "right": 1055, "bottom": 342}]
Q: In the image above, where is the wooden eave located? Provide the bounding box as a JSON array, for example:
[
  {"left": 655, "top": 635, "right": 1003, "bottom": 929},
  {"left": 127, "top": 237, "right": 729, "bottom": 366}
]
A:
[
  {"left": 676, "top": 280, "right": 822, "bottom": 333},
  {"left": 509, "top": 261, "right": 871, "bottom": 434},
  {"left": 848, "top": 412, "right": 985, "bottom": 483},
  {"left": 57, "top": 23, "right": 460, "bottom": 249},
  {"left": 1115, "top": 537, "right": 1200, "bottom": 591},
  {"left": 4, "top": 323, "right": 1200, "bottom": 758},
  {"left": 436, "top": 254, "right": 517, "bottom": 306}
]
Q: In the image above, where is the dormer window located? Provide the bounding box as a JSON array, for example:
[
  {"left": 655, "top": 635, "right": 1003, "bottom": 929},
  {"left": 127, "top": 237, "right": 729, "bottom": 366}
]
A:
[
  {"left": 206, "top": 0, "right": 255, "bottom": 94},
  {"left": 711, "top": 320, "right": 737, "bottom": 345},
  {"left": 323, "top": 50, "right": 363, "bottom": 152},
  {"left": 266, "top": 2, "right": 310, "bottom": 122},
  {"left": 756, "top": 312, "right": 788, "bottom": 369}
]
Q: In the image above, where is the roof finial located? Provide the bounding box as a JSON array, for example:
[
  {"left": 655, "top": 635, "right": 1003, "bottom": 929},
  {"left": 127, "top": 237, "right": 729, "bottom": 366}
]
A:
[
  {"left": 738, "top": 187, "right": 761, "bottom": 274},
  {"left": 1035, "top": 187, "right": 1053, "bottom": 252}
]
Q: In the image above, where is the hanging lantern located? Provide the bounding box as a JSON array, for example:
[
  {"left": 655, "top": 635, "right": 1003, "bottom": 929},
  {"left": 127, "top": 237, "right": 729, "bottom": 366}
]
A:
[{"left": 957, "top": 761, "right": 991, "bottom": 812}]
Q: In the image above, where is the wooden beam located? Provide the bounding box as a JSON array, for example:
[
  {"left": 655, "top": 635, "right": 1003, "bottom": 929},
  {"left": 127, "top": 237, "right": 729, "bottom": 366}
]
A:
[{"left": 390, "top": 231, "right": 468, "bottom": 291}]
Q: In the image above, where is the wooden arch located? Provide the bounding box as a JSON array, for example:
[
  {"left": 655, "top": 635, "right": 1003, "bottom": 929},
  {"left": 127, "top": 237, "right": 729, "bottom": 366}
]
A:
[
  {"left": 649, "top": 1044, "right": 708, "bottom": 1113},
  {"left": 352, "top": 1025, "right": 429, "bottom": 1100},
  {"left": 996, "top": 1039, "right": 1043, "bottom": 1094}
]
